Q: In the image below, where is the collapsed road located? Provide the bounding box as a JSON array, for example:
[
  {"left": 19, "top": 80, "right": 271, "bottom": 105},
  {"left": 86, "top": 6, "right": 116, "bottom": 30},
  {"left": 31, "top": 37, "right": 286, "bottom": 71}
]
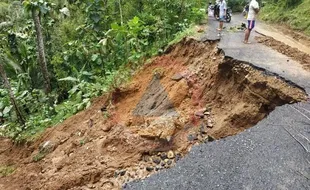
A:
[
  {"left": 125, "top": 14, "right": 310, "bottom": 190},
  {"left": 1, "top": 14, "right": 309, "bottom": 190}
]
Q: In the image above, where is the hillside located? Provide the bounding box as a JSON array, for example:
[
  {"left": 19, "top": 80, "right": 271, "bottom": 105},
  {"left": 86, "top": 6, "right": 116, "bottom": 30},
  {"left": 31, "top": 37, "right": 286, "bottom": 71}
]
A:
[
  {"left": 1, "top": 1, "right": 310, "bottom": 189},
  {"left": 260, "top": 0, "right": 310, "bottom": 36},
  {"left": 0, "top": 0, "right": 205, "bottom": 141},
  {"left": 1, "top": 36, "right": 307, "bottom": 189}
]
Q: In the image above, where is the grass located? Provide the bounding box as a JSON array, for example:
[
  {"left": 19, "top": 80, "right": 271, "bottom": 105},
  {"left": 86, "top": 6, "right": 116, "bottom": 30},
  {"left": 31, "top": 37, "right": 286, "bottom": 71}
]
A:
[
  {"left": 260, "top": 0, "right": 310, "bottom": 36},
  {"left": 0, "top": 165, "right": 15, "bottom": 177},
  {"left": 168, "top": 23, "right": 205, "bottom": 47},
  {"left": 33, "top": 152, "right": 46, "bottom": 162}
]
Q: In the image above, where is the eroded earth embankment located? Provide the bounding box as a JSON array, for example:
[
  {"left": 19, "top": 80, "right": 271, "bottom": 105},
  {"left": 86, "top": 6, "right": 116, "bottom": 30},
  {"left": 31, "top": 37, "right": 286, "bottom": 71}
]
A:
[{"left": 0, "top": 38, "right": 307, "bottom": 190}]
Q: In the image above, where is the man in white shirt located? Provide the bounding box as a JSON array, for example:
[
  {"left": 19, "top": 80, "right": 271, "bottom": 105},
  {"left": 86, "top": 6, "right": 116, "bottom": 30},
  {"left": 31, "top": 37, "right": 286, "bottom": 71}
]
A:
[
  {"left": 217, "top": 0, "right": 227, "bottom": 36},
  {"left": 243, "top": 0, "right": 260, "bottom": 44}
]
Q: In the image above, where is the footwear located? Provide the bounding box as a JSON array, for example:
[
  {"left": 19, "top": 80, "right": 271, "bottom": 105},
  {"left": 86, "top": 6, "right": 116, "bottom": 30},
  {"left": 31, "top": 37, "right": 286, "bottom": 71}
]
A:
[
  {"left": 243, "top": 41, "right": 251, "bottom": 44},
  {"left": 217, "top": 33, "right": 222, "bottom": 37}
]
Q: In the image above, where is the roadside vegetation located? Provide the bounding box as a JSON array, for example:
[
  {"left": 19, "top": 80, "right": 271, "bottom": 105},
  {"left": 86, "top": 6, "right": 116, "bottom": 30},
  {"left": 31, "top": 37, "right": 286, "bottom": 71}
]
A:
[
  {"left": 0, "top": 165, "right": 15, "bottom": 177},
  {"left": 260, "top": 0, "right": 310, "bottom": 35},
  {"left": 0, "top": 0, "right": 205, "bottom": 142}
]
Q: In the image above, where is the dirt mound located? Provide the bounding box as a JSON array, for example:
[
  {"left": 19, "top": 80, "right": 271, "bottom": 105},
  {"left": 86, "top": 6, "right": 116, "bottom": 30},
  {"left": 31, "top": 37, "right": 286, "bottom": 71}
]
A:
[
  {"left": 0, "top": 38, "right": 307, "bottom": 190},
  {"left": 256, "top": 36, "right": 310, "bottom": 71}
]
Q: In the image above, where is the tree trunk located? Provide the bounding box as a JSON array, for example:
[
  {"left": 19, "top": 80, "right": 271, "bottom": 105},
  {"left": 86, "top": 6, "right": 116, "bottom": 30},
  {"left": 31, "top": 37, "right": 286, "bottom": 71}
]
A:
[
  {"left": 0, "top": 63, "right": 26, "bottom": 127},
  {"left": 32, "top": 9, "right": 52, "bottom": 94},
  {"left": 118, "top": 0, "right": 123, "bottom": 25}
]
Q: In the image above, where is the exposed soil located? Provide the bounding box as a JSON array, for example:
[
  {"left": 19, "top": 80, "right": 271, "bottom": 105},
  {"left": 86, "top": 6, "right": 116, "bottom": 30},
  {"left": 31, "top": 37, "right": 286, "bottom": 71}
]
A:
[
  {"left": 256, "top": 36, "right": 310, "bottom": 71},
  {"left": 279, "top": 25, "right": 310, "bottom": 48},
  {"left": 256, "top": 22, "right": 310, "bottom": 55},
  {"left": 0, "top": 38, "right": 307, "bottom": 190}
]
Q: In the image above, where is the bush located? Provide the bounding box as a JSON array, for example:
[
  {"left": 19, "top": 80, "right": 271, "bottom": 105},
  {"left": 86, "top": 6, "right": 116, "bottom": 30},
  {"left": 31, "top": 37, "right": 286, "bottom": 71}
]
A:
[{"left": 260, "top": 0, "right": 310, "bottom": 35}]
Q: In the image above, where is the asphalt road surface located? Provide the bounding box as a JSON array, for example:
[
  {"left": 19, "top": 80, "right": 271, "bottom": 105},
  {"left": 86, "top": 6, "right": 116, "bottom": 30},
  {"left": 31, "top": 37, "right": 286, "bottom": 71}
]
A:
[{"left": 125, "top": 14, "right": 310, "bottom": 190}]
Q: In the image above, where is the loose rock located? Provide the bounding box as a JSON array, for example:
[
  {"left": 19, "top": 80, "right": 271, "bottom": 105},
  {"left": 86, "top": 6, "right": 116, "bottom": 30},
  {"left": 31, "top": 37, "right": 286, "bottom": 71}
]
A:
[
  {"left": 204, "top": 111, "right": 210, "bottom": 115},
  {"left": 207, "top": 135, "right": 215, "bottom": 142},
  {"left": 39, "top": 141, "right": 55, "bottom": 153},
  {"left": 160, "top": 161, "right": 166, "bottom": 167},
  {"left": 187, "top": 134, "right": 198, "bottom": 142},
  {"left": 160, "top": 152, "right": 168, "bottom": 160},
  {"left": 155, "top": 166, "right": 161, "bottom": 171},
  {"left": 171, "top": 73, "right": 183, "bottom": 81},
  {"left": 146, "top": 166, "right": 154, "bottom": 172},
  {"left": 142, "top": 155, "right": 151, "bottom": 162},
  {"left": 167, "top": 160, "right": 172, "bottom": 165},
  {"left": 195, "top": 111, "right": 204, "bottom": 118},
  {"left": 102, "top": 124, "right": 113, "bottom": 132},
  {"left": 114, "top": 171, "right": 119, "bottom": 178},
  {"left": 167, "top": 151, "right": 175, "bottom": 159},
  {"left": 175, "top": 153, "right": 182, "bottom": 161},
  {"left": 119, "top": 170, "right": 126, "bottom": 176},
  {"left": 152, "top": 156, "right": 161, "bottom": 165},
  {"left": 207, "top": 119, "right": 213, "bottom": 128},
  {"left": 200, "top": 124, "right": 207, "bottom": 135}
]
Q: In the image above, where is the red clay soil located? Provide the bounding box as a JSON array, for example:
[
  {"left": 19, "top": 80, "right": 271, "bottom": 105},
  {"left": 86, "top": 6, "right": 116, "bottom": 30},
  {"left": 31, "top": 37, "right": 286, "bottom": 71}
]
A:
[{"left": 0, "top": 38, "right": 307, "bottom": 190}]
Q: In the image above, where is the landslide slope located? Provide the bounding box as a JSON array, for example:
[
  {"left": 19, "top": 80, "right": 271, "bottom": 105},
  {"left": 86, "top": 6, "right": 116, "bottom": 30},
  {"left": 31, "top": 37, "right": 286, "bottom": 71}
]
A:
[{"left": 0, "top": 38, "right": 307, "bottom": 190}]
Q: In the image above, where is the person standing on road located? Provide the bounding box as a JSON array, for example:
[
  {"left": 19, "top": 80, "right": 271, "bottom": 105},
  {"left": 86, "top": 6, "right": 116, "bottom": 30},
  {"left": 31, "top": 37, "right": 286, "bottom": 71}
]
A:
[
  {"left": 217, "top": 0, "right": 227, "bottom": 36},
  {"left": 243, "top": 0, "right": 260, "bottom": 44}
]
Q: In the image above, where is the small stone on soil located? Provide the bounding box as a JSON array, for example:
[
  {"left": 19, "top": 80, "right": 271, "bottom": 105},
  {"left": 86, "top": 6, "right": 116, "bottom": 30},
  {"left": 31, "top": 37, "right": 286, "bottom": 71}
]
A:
[
  {"left": 100, "top": 106, "right": 107, "bottom": 112},
  {"left": 146, "top": 166, "right": 154, "bottom": 172},
  {"left": 155, "top": 166, "right": 161, "bottom": 171},
  {"left": 102, "top": 124, "right": 112, "bottom": 132},
  {"left": 167, "top": 151, "right": 175, "bottom": 159},
  {"left": 167, "top": 160, "right": 173, "bottom": 165},
  {"left": 195, "top": 112, "right": 204, "bottom": 118},
  {"left": 142, "top": 155, "right": 151, "bottom": 162},
  {"left": 207, "top": 119, "right": 213, "bottom": 128},
  {"left": 200, "top": 124, "right": 207, "bottom": 135},
  {"left": 171, "top": 73, "right": 183, "bottom": 81},
  {"left": 152, "top": 156, "right": 161, "bottom": 165},
  {"left": 166, "top": 136, "right": 172, "bottom": 142},
  {"left": 187, "top": 134, "right": 198, "bottom": 142},
  {"left": 119, "top": 170, "right": 126, "bottom": 176},
  {"left": 39, "top": 141, "right": 55, "bottom": 153},
  {"left": 160, "top": 152, "right": 168, "bottom": 160},
  {"left": 175, "top": 153, "right": 182, "bottom": 161},
  {"left": 161, "top": 161, "right": 166, "bottom": 167},
  {"left": 207, "top": 135, "right": 215, "bottom": 142},
  {"left": 204, "top": 111, "right": 210, "bottom": 115}
]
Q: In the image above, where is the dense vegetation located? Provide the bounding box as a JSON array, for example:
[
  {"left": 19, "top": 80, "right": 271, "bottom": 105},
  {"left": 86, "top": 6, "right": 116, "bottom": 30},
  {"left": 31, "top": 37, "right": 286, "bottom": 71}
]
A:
[
  {"left": 226, "top": 0, "right": 309, "bottom": 35},
  {"left": 260, "top": 0, "right": 310, "bottom": 35},
  {"left": 0, "top": 0, "right": 205, "bottom": 142}
]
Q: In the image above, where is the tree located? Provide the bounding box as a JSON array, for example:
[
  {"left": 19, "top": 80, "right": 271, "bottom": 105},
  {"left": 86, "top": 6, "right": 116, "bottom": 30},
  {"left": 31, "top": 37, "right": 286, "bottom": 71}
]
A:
[
  {"left": 0, "top": 61, "right": 25, "bottom": 127},
  {"left": 23, "top": 0, "right": 52, "bottom": 94}
]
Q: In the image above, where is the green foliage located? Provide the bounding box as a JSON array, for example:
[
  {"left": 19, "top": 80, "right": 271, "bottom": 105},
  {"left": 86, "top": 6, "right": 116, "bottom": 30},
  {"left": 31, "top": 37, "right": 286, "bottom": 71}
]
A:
[
  {"left": 0, "top": 0, "right": 206, "bottom": 142},
  {"left": 260, "top": 0, "right": 310, "bottom": 35},
  {"left": 228, "top": 0, "right": 247, "bottom": 12},
  {"left": 0, "top": 2, "right": 9, "bottom": 22},
  {"left": 33, "top": 152, "right": 46, "bottom": 162},
  {"left": 23, "top": 0, "right": 53, "bottom": 14},
  {"left": 168, "top": 25, "right": 196, "bottom": 46},
  {"left": 0, "top": 165, "right": 15, "bottom": 177}
]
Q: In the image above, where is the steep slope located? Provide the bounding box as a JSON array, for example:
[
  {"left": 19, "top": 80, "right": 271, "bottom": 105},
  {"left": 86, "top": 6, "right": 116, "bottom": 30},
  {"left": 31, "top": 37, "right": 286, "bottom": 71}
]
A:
[
  {"left": 0, "top": 38, "right": 307, "bottom": 190},
  {"left": 260, "top": 0, "right": 310, "bottom": 36}
]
